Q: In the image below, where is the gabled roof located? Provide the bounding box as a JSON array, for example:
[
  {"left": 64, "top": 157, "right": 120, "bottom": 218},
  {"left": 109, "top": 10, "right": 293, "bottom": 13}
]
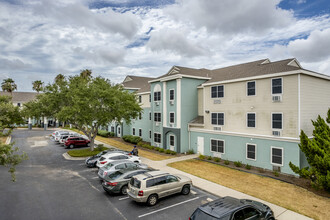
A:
[
  {"left": 121, "top": 75, "right": 155, "bottom": 93},
  {"left": 153, "top": 66, "right": 211, "bottom": 80},
  {"left": 0, "top": 91, "right": 38, "bottom": 103}
]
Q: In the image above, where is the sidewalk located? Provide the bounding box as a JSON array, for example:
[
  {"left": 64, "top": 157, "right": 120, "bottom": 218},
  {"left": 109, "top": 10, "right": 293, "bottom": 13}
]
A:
[{"left": 68, "top": 139, "right": 312, "bottom": 220}]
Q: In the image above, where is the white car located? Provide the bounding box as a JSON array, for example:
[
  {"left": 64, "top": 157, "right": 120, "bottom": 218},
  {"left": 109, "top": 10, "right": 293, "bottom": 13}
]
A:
[
  {"left": 59, "top": 133, "right": 81, "bottom": 144},
  {"left": 51, "top": 130, "right": 67, "bottom": 138},
  {"left": 96, "top": 152, "right": 141, "bottom": 168}
]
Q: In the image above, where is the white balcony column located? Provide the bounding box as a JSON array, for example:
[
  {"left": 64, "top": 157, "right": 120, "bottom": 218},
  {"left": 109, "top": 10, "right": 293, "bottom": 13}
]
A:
[
  {"left": 56, "top": 119, "right": 59, "bottom": 128},
  {"left": 44, "top": 117, "right": 48, "bottom": 130},
  {"left": 28, "top": 117, "right": 32, "bottom": 130}
]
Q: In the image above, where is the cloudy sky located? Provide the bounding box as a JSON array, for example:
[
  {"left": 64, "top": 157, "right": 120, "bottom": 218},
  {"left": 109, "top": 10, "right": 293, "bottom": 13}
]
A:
[{"left": 1, "top": 0, "right": 330, "bottom": 91}]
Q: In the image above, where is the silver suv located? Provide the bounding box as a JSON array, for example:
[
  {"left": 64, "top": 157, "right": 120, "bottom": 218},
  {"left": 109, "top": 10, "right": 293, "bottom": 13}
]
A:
[{"left": 127, "top": 171, "right": 192, "bottom": 206}]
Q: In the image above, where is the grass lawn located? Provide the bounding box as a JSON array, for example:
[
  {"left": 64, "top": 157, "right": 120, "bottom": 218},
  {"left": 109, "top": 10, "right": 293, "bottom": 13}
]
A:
[
  {"left": 0, "top": 136, "right": 8, "bottom": 143},
  {"left": 67, "top": 146, "right": 108, "bottom": 157},
  {"left": 168, "top": 159, "right": 330, "bottom": 220}
]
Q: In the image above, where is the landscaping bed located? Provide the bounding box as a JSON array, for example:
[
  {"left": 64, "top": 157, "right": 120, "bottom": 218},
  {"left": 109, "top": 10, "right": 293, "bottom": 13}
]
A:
[{"left": 67, "top": 146, "right": 108, "bottom": 157}]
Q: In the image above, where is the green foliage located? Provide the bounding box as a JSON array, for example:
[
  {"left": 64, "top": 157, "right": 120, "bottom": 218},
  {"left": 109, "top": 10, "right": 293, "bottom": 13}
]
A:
[
  {"left": 224, "top": 160, "right": 230, "bottom": 165},
  {"left": 109, "top": 132, "right": 115, "bottom": 137},
  {"left": 159, "top": 148, "right": 165, "bottom": 153},
  {"left": 165, "top": 149, "right": 171, "bottom": 154},
  {"left": 186, "top": 149, "right": 194, "bottom": 154},
  {"left": 234, "top": 161, "right": 242, "bottom": 167},
  {"left": 67, "top": 146, "right": 108, "bottom": 157},
  {"left": 1, "top": 78, "right": 17, "bottom": 94},
  {"left": 32, "top": 80, "right": 43, "bottom": 93},
  {"left": 97, "top": 130, "right": 110, "bottom": 137},
  {"left": 245, "top": 164, "right": 251, "bottom": 170},
  {"left": 207, "top": 156, "right": 212, "bottom": 160},
  {"left": 290, "top": 110, "right": 330, "bottom": 191},
  {"left": 0, "top": 141, "right": 28, "bottom": 182},
  {"left": 273, "top": 171, "right": 280, "bottom": 177},
  {"left": 96, "top": 144, "right": 104, "bottom": 151},
  {"left": 199, "top": 154, "right": 205, "bottom": 159},
  {"left": 213, "top": 157, "right": 221, "bottom": 162},
  {"left": 0, "top": 95, "right": 24, "bottom": 131},
  {"left": 170, "top": 151, "right": 176, "bottom": 155},
  {"left": 122, "top": 135, "right": 142, "bottom": 144}
]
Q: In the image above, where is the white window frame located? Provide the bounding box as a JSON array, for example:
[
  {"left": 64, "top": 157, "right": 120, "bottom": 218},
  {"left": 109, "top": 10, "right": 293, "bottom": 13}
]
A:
[
  {"left": 246, "top": 143, "right": 257, "bottom": 161},
  {"left": 154, "top": 112, "right": 161, "bottom": 122},
  {"left": 132, "top": 128, "right": 136, "bottom": 136},
  {"left": 154, "top": 132, "right": 161, "bottom": 144},
  {"left": 271, "top": 77, "right": 283, "bottom": 95},
  {"left": 154, "top": 91, "right": 161, "bottom": 101},
  {"left": 210, "top": 138, "right": 225, "bottom": 154},
  {"left": 246, "top": 112, "right": 256, "bottom": 128},
  {"left": 169, "top": 89, "right": 175, "bottom": 101},
  {"left": 271, "top": 112, "right": 283, "bottom": 130},
  {"left": 211, "top": 112, "right": 225, "bottom": 126},
  {"left": 169, "top": 112, "right": 175, "bottom": 124},
  {"left": 139, "top": 128, "right": 142, "bottom": 137},
  {"left": 246, "top": 81, "right": 256, "bottom": 96},
  {"left": 270, "top": 146, "right": 284, "bottom": 166},
  {"left": 169, "top": 135, "right": 175, "bottom": 147},
  {"left": 211, "top": 85, "right": 224, "bottom": 98}
]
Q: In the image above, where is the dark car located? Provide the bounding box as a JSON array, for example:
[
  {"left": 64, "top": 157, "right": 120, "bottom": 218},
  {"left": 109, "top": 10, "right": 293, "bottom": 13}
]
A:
[
  {"left": 189, "top": 196, "right": 274, "bottom": 220},
  {"left": 102, "top": 169, "right": 151, "bottom": 195},
  {"left": 65, "top": 137, "right": 90, "bottom": 149}
]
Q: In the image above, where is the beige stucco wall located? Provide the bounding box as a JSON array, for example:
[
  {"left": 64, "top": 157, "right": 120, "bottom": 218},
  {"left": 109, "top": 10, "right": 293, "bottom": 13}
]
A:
[
  {"left": 300, "top": 74, "right": 330, "bottom": 136},
  {"left": 197, "top": 88, "right": 204, "bottom": 116},
  {"left": 139, "top": 93, "right": 151, "bottom": 108},
  {"left": 202, "top": 74, "right": 299, "bottom": 138}
]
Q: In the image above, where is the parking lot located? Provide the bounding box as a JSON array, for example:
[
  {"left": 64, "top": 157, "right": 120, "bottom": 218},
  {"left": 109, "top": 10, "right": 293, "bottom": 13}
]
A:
[{"left": 0, "top": 129, "right": 219, "bottom": 220}]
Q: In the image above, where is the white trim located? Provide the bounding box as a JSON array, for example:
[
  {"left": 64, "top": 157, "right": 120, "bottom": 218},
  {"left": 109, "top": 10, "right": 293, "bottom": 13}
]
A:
[
  {"left": 137, "top": 91, "right": 151, "bottom": 95},
  {"left": 271, "top": 77, "right": 283, "bottom": 95},
  {"left": 189, "top": 127, "right": 300, "bottom": 143},
  {"left": 287, "top": 58, "right": 302, "bottom": 68},
  {"left": 163, "top": 82, "right": 167, "bottom": 127},
  {"left": 246, "top": 80, "right": 256, "bottom": 97},
  {"left": 210, "top": 138, "right": 225, "bottom": 154},
  {"left": 271, "top": 112, "right": 283, "bottom": 130},
  {"left": 211, "top": 112, "right": 225, "bottom": 126},
  {"left": 149, "top": 74, "right": 211, "bottom": 83},
  {"left": 260, "top": 59, "right": 270, "bottom": 64},
  {"left": 298, "top": 74, "right": 301, "bottom": 137},
  {"left": 169, "top": 111, "right": 175, "bottom": 124},
  {"left": 246, "top": 112, "right": 256, "bottom": 128},
  {"left": 123, "top": 87, "right": 140, "bottom": 90},
  {"left": 169, "top": 89, "right": 175, "bottom": 101},
  {"left": 177, "top": 78, "right": 181, "bottom": 128},
  {"left": 169, "top": 135, "right": 175, "bottom": 147},
  {"left": 246, "top": 143, "right": 257, "bottom": 161},
  {"left": 270, "top": 146, "right": 284, "bottom": 166}
]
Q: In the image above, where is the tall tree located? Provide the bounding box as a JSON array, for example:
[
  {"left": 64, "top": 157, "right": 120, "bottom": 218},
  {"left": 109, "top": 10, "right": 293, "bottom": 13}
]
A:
[
  {"left": 1, "top": 78, "right": 17, "bottom": 95},
  {"left": 0, "top": 95, "right": 24, "bottom": 133},
  {"left": 55, "top": 74, "right": 65, "bottom": 85},
  {"left": 79, "top": 69, "right": 92, "bottom": 80},
  {"left": 32, "top": 80, "right": 44, "bottom": 93},
  {"left": 289, "top": 109, "right": 330, "bottom": 191}
]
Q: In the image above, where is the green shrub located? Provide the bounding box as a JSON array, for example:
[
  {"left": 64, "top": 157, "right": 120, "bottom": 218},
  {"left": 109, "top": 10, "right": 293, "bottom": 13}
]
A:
[
  {"left": 273, "top": 171, "right": 280, "bottom": 177},
  {"left": 137, "top": 141, "right": 143, "bottom": 147},
  {"left": 159, "top": 148, "right": 165, "bottom": 153},
  {"left": 150, "top": 146, "right": 155, "bottom": 150},
  {"left": 224, "top": 160, "right": 230, "bottom": 165},
  {"left": 154, "top": 147, "right": 160, "bottom": 151},
  {"left": 109, "top": 132, "right": 115, "bottom": 137},
  {"left": 186, "top": 149, "right": 194, "bottom": 154},
  {"left": 245, "top": 164, "right": 251, "bottom": 170},
  {"left": 213, "top": 157, "right": 221, "bottom": 162},
  {"left": 98, "top": 130, "right": 110, "bottom": 137},
  {"left": 170, "top": 151, "right": 176, "bottom": 155},
  {"left": 122, "top": 135, "right": 142, "bottom": 144},
  {"left": 199, "top": 154, "right": 205, "bottom": 159},
  {"left": 207, "top": 156, "right": 212, "bottom": 160},
  {"left": 234, "top": 161, "right": 242, "bottom": 167},
  {"left": 258, "top": 168, "right": 265, "bottom": 173},
  {"left": 165, "top": 149, "right": 171, "bottom": 154},
  {"left": 96, "top": 144, "right": 104, "bottom": 151}
]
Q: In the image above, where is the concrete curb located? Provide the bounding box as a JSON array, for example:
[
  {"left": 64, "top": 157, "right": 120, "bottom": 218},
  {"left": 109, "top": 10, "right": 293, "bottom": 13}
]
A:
[
  {"left": 62, "top": 152, "right": 88, "bottom": 161},
  {"left": 5, "top": 136, "right": 12, "bottom": 144}
]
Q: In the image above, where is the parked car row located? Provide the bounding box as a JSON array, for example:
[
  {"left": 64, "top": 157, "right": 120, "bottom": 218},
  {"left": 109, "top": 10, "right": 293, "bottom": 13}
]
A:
[{"left": 51, "top": 130, "right": 90, "bottom": 149}]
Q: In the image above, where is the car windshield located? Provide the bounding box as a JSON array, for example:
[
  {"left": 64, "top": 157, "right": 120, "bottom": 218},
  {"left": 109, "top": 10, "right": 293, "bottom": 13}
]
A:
[
  {"left": 191, "top": 209, "right": 219, "bottom": 220},
  {"left": 104, "top": 163, "right": 114, "bottom": 169},
  {"left": 130, "top": 177, "right": 141, "bottom": 188}
]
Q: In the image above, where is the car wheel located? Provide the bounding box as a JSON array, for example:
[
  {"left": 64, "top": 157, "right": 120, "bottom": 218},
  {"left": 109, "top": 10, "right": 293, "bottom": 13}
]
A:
[
  {"left": 147, "top": 194, "right": 158, "bottom": 206},
  {"left": 69, "top": 144, "right": 74, "bottom": 149},
  {"left": 87, "top": 143, "right": 90, "bottom": 147},
  {"left": 121, "top": 185, "right": 128, "bottom": 195},
  {"left": 93, "top": 162, "right": 97, "bottom": 167},
  {"left": 181, "top": 185, "right": 190, "bottom": 195}
]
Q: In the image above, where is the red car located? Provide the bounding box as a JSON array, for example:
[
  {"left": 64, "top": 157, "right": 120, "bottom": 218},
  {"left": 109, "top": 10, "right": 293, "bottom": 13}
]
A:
[{"left": 65, "top": 137, "right": 90, "bottom": 149}]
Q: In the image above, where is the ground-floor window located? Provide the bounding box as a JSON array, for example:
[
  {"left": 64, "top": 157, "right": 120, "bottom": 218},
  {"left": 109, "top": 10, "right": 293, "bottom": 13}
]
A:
[
  {"left": 132, "top": 128, "right": 135, "bottom": 135},
  {"left": 169, "top": 135, "right": 175, "bottom": 146},
  {"left": 210, "top": 139, "right": 224, "bottom": 153},
  {"left": 149, "top": 130, "right": 151, "bottom": 139},
  {"left": 154, "top": 133, "right": 161, "bottom": 143},
  {"left": 271, "top": 147, "right": 283, "bottom": 166},
  {"left": 139, "top": 128, "right": 142, "bottom": 137},
  {"left": 111, "top": 127, "right": 114, "bottom": 132},
  {"left": 246, "top": 144, "right": 256, "bottom": 160}
]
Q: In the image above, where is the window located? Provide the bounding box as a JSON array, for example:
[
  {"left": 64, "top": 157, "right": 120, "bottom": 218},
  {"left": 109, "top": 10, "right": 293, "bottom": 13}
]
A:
[
  {"left": 118, "top": 127, "right": 120, "bottom": 134},
  {"left": 111, "top": 127, "right": 114, "bottom": 132},
  {"left": 169, "top": 112, "right": 175, "bottom": 124},
  {"left": 115, "top": 164, "right": 125, "bottom": 169},
  {"left": 126, "top": 163, "right": 138, "bottom": 169},
  {"left": 272, "top": 113, "right": 282, "bottom": 129},
  {"left": 247, "top": 113, "right": 256, "bottom": 128},
  {"left": 17, "top": 103, "right": 21, "bottom": 107},
  {"left": 149, "top": 130, "right": 151, "bottom": 139},
  {"left": 211, "top": 113, "right": 224, "bottom": 125},
  {"left": 149, "top": 94, "right": 151, "bottom": 102},
  {"left": 169, "top": 135, "right": 175, "bottom": 146},
  {"left": 149, "top": 112, "right": 151, "bottom": 120},
  {"left": 211, "top": 85, "right": 224, "bottom": 98},
  {"left": 211, "top": 139, "right": 224, "bottom": 153},
  {"left": 154, "top": 133, "right": 161, "bottom": 143},
  {"left": 233, "top": 210, "right": 244, "bottom": 220},
  {"left": 138, "top": 95, "right": 142, "bottom": 103},
  {"left": 139, "top": 128, "right": 142, "bottom": 137},
  {"left": 247, "top": 81, "right": 256, "bottom": 96},
  {"left": 166, "top": 175, "right": 178, "bottom": 183},
  {"left": 154, "top": 91, "right": 161, "bottom": 101},
  {"left": 243, "top": 207, "right": 259, "bottom": 219},
  {"left": 246, "top": 144, "right": 256, "bottom": 160},
  {"left": 139, "top": 112, "right": 142, "bottom": 120},
  {"left": 169, "top": 89, "right": 174, "bottom": 100},
  {"left": 271, "top": 147, "right": 283, "bottom": 165},
  {"left": 132, "top": 128, "right": 135, "bottom": 135},
  {"left": 272, "top": 78, "right": 282, "bottom": 94},
  {"left": 154, "top": 112, "right": 161, "bottom": 122}
]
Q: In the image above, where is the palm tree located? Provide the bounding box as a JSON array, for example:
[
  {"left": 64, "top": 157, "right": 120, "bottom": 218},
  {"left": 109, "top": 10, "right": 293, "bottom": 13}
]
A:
[
  {"left": 55, "top": 74, "right": 65, "bottom": 85},
  {"left": 32, "top": 80, "right": 44, "bottom": 93},
  {"left": 80, "top": 69, "right": 92, "bottom": 80},
  {"left": 1, "top": 78, "right": 17, "bottom": 95}
]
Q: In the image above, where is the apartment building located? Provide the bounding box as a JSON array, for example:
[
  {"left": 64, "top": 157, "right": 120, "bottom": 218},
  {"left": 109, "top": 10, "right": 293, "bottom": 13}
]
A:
[{"left": 114, "top": 58, "right": 330, "bottom": 175}]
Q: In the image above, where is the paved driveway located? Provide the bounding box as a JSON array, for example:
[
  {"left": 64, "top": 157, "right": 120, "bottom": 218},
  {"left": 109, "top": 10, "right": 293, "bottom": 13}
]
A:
[{"left": 0, "top": 129, "right": 218, "bottom": 220}]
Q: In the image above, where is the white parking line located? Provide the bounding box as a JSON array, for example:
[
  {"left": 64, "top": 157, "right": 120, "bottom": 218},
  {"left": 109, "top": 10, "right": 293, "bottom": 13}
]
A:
[
  {"left": 91, "top": 177, "right": 99, "bottom": 179},
  {"left": 118, "top": 196, "right": 130, "bottom": 201},
  {"left": 206, "top": 198, "right": 213, "bottom": 202},
  {"left": 191, "top": 190, "right": 197, "bottom": 195},
  {"left": 138, "top": 197, "right": 200, "bottom": 218}
]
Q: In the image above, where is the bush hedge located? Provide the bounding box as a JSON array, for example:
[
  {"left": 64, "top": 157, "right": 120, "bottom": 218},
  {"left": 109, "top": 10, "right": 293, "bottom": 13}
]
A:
[
  {"left": 122, "top": 135, "right": 142, "bottom": 144},
  {"left": 98, "top": 130, "right": 110, "bottom": 137}
]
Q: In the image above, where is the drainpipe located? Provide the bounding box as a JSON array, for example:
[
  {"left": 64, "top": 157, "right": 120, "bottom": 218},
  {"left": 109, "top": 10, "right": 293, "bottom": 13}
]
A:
[{"left": 188, "top": 123, "right": 191, "bottom": 152}]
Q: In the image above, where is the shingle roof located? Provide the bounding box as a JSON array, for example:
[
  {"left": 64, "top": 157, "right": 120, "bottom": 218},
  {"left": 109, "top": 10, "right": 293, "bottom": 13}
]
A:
[
  {"left": 121, "top": 75, "right": 155, "bottom": 93},
  {"left": 0, "top": 91, "right": 38, "bottom": 103}
]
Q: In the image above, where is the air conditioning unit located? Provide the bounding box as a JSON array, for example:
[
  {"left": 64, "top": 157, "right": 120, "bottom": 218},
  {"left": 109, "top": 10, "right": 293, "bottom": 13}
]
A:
[
  {"left": 213, "top": 126, "right": 222, "bottom": 131},
  {"left": 272, "top": 95, "right": 282, "bottom": 102},
  {"left": 155, "top": 122, "right": 160, "bottom": 126},
  {"left": 272, "top": 130, "right": 281, "bottom": 136},
  {"left": 272, "top": 166, "right": 281, "bottom": 172},
  {"left": 170, "top": 100, "right": 174, "bottom": 105},
  {"left": 155, "top": 143, "right": 160, "bottom": 147},
  {"left": 155, "top": 101, "right": 160, "bottom": 106}
]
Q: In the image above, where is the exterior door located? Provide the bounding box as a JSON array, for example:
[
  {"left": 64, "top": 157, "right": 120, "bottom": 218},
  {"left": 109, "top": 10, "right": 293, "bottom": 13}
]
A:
[
  {"left": 197, "top": 137, "right": 204, "bottom": 155},
  {"left": 117, "top": 126, "right": 121, "bottom": 137}
]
